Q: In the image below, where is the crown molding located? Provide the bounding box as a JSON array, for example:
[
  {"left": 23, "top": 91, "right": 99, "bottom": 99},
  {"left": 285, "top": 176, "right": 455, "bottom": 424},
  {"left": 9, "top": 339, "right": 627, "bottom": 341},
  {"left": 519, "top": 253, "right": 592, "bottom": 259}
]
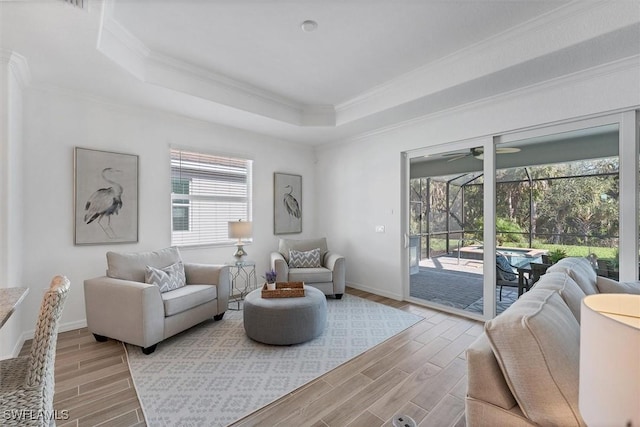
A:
[
  {"left": 0, "top": 49, "right": 32, "bottom": 88},
  {"left": 334, "top": 55, "right": 640, "bottom": 147},
  {"left": 97, "top": 0, "right": 149, "bottom": 80},
  {"left": 334, "top": 1, "right": 640, "bottom": 126},
  {"left": 144, "top": 51, "right": 307, "bottom": 125}
]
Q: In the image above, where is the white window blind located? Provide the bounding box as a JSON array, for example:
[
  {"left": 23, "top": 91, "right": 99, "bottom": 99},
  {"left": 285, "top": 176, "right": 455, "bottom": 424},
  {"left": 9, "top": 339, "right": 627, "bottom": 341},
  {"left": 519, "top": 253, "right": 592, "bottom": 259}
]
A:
[{"left": 170, "top": 148, "right": 252, "bottom": 247}]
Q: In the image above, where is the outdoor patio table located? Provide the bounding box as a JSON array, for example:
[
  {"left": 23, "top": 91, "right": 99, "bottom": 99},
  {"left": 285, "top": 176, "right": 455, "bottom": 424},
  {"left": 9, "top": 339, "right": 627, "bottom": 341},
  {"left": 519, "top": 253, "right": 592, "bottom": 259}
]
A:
[{"left": 516, "top": 266, "right": 532, "bottom": 297}]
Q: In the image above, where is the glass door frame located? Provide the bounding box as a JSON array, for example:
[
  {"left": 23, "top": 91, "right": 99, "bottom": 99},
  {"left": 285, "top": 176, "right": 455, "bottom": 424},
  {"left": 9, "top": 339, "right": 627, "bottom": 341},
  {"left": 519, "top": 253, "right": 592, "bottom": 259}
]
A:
[
  {"left": 402, "top": 109, "right": 639, "bottom": 322},
  {"left": 403, "top": 136, "right": 495, "bottom": 322},
  {"left": 497, "top": 111, "right": 638, "bottom": 282}
]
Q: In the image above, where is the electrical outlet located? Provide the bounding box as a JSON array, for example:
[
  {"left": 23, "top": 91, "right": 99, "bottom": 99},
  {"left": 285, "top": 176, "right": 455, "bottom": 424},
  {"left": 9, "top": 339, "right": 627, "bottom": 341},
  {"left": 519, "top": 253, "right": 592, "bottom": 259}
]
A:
[{"left": 375, "top": 225, "right": 385, "bottom": 233}]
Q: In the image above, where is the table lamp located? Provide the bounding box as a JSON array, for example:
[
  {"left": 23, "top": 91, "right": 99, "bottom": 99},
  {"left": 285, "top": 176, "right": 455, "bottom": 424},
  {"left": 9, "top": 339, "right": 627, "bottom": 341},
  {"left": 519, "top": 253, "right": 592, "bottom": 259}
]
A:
[
  {"left": 228, "top": 220, "right": 252, "bottom": 262},
  {"left": 579, "top": 293, "right": 640, "bottom": 427}
]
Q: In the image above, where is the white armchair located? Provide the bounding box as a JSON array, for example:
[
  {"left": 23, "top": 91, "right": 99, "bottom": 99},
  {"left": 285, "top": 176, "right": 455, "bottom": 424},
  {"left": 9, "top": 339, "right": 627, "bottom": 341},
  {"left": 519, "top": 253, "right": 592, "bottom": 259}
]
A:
[
  {"left": 84, "top": 247, "right": 229, "bottom": 354},
  {"left": 270, "top": 238, "right": 345, "bottom": 299}
]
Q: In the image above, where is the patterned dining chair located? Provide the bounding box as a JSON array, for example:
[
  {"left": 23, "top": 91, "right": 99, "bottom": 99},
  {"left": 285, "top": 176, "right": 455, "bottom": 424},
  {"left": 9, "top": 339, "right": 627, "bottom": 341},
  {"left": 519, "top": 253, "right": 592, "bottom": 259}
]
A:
[{"left": 0, "top": 275, "right": 70, "bottom": 426}]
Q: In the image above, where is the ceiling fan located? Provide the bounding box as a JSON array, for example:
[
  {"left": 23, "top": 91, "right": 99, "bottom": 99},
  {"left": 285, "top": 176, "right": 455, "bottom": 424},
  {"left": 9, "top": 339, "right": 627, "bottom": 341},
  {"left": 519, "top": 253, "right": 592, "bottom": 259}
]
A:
[{"left": 443, "top": 146, "right": 521, "bottom": 162}]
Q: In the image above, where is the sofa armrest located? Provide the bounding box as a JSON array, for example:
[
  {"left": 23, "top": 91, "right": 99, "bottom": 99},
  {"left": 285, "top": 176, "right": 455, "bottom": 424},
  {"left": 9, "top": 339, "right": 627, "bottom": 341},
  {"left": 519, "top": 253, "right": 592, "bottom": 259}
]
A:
[
  {"left": 183, "top": 263, "right": 229, "bottom": 313},
  {"left": 325, "top": 251, "right": 345, "bottom": 293},
  {"left": 271, "top": 252, "right": 289, "bottom": 282},
  {"left": 596, "top": 275, "right": 640, "bottom": 294},
  {"left": 84, "top": 276, "right": 164, "bottom": 348}
]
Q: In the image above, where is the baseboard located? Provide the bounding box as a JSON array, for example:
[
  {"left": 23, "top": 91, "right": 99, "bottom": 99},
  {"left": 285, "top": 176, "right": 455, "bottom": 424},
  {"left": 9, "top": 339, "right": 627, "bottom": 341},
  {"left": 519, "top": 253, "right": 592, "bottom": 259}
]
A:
[
  {"left": 347, "top": 282, "right": 403, "bottom": 301},
  {"left": 5, "top": 319, "right": 88, "bottom": 359}
]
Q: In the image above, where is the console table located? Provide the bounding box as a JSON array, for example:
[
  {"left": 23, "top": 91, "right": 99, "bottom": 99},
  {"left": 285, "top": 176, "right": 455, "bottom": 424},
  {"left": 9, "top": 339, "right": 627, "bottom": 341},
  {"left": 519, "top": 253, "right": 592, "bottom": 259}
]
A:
[{"left": 0, "top": 287, "right": 29, "bottom": 329}]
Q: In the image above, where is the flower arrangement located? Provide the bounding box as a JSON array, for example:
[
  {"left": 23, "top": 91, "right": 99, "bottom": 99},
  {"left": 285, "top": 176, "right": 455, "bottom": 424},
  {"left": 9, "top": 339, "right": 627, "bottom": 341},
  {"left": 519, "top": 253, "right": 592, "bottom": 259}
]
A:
[{"left": 263, "top": 269, "right": 277, "bottom": 284}]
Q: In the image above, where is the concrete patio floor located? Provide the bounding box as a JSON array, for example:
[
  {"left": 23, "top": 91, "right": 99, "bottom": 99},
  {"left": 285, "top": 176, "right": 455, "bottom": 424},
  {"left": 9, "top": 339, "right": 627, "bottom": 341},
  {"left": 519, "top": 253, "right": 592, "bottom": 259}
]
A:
[{"left": 410, "top": 255, "right": 518, "bottom": 315}]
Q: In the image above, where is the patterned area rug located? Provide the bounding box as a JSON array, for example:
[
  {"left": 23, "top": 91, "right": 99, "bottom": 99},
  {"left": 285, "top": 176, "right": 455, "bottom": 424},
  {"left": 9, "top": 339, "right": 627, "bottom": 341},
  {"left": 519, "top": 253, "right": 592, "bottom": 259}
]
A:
[{"left": 125, "top": 294, "right": 423, "bottom": 427}]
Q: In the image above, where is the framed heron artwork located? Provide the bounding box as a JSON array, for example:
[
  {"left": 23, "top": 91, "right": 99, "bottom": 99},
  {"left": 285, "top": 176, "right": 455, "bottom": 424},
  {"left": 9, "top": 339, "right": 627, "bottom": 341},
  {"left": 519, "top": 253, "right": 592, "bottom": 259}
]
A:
[
  {"left": 274, "top": 172, "right": 302, "bottom": 234},
  {"left": 74, "top": 147, "right": 139, "bottom": 245}
]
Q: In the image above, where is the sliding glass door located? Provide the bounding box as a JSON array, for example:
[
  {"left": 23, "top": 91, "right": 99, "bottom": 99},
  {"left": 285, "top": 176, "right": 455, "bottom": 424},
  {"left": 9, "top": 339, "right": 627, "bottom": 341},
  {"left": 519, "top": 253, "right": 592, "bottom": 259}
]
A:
[
  {"left": 494, "top": 124, "right": 620, "bottom": 311},
  {"left": 406, "top": 139, "right": 491, "bottom": 319},
  {"left": 404, "top": 111, "right": 639, "bottom": 321}
]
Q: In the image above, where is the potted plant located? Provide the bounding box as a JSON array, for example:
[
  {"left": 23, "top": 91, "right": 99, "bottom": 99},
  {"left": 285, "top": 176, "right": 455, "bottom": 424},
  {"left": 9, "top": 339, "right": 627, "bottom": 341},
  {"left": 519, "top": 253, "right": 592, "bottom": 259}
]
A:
[
  {"left": 547, "top": 248, "right": 567, "bottom": 264},
  {"left": 264, "top": 269, "right": 277, "bottom": 290}
]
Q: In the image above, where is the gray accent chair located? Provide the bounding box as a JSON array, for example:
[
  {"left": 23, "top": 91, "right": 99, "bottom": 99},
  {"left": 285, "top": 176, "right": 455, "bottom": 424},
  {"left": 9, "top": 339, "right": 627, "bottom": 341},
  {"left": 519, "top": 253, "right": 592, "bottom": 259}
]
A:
[
  {"left": 84, "top": 247, "right": 229, "bottom": 354},
  {"left": 270, "top": 237, "right": 346, "bottom": 299}
]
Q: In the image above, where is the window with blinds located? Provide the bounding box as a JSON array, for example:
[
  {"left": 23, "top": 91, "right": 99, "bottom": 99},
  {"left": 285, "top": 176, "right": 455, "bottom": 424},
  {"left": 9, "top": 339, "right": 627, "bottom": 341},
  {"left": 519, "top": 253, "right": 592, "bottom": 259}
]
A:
[{"left": 170, "top": 148, "right": 252, "bottom": 247}]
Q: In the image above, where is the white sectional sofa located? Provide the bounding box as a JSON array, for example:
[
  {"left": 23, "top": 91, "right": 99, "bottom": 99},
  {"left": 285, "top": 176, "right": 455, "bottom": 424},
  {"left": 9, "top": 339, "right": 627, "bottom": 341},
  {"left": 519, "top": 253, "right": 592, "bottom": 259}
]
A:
[{"left": 465, "top": 256, "right": 640, "bottom": 426}]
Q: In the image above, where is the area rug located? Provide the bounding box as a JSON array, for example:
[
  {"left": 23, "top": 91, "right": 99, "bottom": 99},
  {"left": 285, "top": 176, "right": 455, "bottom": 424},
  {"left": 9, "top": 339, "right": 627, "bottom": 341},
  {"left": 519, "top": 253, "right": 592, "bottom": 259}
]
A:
[
  {"left": 410, "top": 267, "right": 484, "bottom": 308},
  {"left": 410, "top": 266, "right": 519, "bottom": 314},
  {"left": 125, "top": 294, "right": 423, "bottom": 427}
]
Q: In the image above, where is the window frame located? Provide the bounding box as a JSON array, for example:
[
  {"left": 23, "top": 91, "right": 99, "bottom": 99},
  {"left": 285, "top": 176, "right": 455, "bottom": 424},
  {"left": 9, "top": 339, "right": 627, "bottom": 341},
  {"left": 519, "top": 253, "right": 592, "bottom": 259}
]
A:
[{"left": 170, "top": 147, "right": 253, "bottom": 248}]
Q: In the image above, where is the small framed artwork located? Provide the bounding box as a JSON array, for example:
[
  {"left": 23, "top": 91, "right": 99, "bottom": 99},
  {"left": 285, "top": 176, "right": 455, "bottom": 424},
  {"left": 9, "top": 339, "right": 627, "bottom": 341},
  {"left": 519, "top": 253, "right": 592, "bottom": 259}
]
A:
[
  {"left": 274, "top": 172, "right": 302, "bottom": 234},
  {"left": 74, "top": 147, "right": 139, "bottom": 245}
]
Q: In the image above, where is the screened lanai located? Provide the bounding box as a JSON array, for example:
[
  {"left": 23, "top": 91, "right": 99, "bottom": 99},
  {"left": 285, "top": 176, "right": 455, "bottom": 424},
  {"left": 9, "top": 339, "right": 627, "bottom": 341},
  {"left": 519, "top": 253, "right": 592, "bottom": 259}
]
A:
[
  {"left": 411, "top": 158, "right": 619, "bottom": 265},
  {"left": 408, "top": 123, "right": 626, "bottom": 315}
]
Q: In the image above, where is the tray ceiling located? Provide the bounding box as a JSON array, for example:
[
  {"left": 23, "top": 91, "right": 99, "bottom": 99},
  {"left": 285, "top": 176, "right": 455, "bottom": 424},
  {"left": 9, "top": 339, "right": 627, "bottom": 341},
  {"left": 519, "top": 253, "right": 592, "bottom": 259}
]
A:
[{"left": 2, "top": 0, "right": 639, "bottom": 144}]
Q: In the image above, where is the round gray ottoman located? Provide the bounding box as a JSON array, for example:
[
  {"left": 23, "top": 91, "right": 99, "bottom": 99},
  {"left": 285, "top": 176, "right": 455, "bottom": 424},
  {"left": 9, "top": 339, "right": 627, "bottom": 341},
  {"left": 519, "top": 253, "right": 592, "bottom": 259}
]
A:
[{"left": 243, "top": 286, "right": 327, "bottom": 345}]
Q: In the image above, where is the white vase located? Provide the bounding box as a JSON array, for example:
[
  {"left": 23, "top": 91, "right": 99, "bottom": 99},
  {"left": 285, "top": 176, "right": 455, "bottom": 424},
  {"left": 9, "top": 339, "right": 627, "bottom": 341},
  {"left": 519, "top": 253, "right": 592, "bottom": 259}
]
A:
[{"left": 266, "top": 282, "right": 276, "bottom": 291}]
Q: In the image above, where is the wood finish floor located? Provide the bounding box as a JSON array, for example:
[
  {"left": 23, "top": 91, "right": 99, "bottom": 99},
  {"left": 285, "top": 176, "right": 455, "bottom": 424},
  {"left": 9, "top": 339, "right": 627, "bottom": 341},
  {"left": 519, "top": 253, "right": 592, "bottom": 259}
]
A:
[{"left": 21, "top": 287, "right": 481, "bottom": 427}]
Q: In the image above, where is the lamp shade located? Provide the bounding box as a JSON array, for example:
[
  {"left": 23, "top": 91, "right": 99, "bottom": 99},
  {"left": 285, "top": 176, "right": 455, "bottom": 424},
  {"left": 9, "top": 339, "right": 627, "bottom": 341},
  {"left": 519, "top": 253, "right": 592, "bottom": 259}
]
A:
[
  {"left": 579, "top": 293, "right": 640, "bottom": 426},
  {"left": 228, "top": 220, "right": 252, "bottom": 240}
]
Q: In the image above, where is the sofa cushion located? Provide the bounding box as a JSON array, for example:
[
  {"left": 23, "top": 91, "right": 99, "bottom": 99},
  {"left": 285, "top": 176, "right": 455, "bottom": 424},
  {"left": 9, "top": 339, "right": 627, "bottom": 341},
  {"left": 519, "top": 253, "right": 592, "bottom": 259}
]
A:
[
  {"left": 161, "top": 285, "right": 217, "bottom": 316},
  {"left": 288, "top": 267, "right": 332, "bottom": 283},
  {"left": 533, "top": 272, "right": 586, "bottom": 322},
  {"left": 596, "top": 276, "right": 640, "bottom": 294},
  {"left": 107, "top": 247, "right": 182, "bottom": 283},
  {"left": 279, "top": 238, "right": 328, "bottom": 263},
  {"left": 466, "top": 333, "right": 517, "bottom": 410},
  {"left": 145, "top": 261, "right": 187, "bottom": 293},
  {"left": 547, "top": 257, "right": 598, "bottom": 295},
  {"left": 289, "top": 248, "right": 322, "bottom": 268},
  {"left": 485, "top": 288, "right": 585, "bottom": 426}
]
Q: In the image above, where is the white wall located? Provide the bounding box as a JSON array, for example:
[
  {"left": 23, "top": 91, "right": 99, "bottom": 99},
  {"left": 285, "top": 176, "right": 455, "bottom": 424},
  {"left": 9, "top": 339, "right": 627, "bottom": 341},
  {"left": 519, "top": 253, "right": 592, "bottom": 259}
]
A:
[
  {"left": 11, "top": 87, "right": 317, "bottom": 356},
  {"left": 316, "top": 61, "right": 640, "bottom": 300},
  {"left": 0, "top": 54, "right": 27, "bottom": 358},
  {"left": 7, "top": 56, "right": 640, "bottom": 358}
]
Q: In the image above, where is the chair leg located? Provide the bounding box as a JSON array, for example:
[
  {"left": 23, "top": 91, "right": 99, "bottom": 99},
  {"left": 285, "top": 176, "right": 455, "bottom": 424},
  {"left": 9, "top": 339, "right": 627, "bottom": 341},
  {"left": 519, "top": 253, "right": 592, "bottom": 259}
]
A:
[
  {"left": 499, "top": 286, "right": 503, "bottom": 301},
  {"left": 335, "top": 294, "right": 343, "bottom": 300},
  {"left": 142, "top": 344, "right": 157, "bottom": 355},
  {"left": 214, "top": 312, "right": 225, "bottom": 321},
  {"left": 93, "top": 333, "right": 108, "bottom": 342}
]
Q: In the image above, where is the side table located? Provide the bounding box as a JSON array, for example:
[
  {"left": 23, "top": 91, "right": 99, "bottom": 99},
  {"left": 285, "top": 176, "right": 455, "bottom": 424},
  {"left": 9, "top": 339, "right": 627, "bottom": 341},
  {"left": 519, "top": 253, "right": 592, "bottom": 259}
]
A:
[
  {"left": 226, "top": 260, "right": 258, "bottom": 310},
  {"left": 0, "top": 287, "right": 29, "bottom": 329}
]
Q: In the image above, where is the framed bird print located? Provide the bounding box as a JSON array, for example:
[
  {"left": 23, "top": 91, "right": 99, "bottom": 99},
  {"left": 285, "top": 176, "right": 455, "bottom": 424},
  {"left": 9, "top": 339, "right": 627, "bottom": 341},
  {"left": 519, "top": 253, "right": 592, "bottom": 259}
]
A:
[
  {"left": 274, "top": 172, "right": 302, "bottom": 234},
  {"left": 74, "top": 147, "right": 138, "bottom": 245}
]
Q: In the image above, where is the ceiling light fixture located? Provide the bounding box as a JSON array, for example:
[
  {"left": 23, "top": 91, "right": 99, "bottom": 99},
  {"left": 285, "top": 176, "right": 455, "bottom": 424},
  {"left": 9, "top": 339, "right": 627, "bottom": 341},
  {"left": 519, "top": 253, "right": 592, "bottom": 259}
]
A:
[{"left": 301, "top": 20, "right": 318, "bottom": 32}]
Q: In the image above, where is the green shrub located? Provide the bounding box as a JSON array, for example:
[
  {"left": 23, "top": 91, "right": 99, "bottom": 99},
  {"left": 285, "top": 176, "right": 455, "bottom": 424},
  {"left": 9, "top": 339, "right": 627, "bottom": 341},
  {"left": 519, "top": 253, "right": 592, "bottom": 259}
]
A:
[{"left": 496, "top": 218, "right": 524, "bottom": 244}]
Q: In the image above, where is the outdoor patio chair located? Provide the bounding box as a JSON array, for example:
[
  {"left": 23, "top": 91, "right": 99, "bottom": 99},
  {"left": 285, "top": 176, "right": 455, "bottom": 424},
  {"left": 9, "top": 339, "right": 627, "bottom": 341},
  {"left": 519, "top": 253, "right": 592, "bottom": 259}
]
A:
[{"left": 496, "top": 253, "right": 528, "bottom": 300}]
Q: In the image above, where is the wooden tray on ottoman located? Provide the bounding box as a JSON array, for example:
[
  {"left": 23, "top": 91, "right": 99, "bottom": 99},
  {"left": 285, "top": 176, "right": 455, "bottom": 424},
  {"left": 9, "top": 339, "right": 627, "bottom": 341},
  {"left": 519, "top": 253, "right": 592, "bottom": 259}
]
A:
[{"left": 261, "top": 282, "right": 305, "bottom": 298}]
